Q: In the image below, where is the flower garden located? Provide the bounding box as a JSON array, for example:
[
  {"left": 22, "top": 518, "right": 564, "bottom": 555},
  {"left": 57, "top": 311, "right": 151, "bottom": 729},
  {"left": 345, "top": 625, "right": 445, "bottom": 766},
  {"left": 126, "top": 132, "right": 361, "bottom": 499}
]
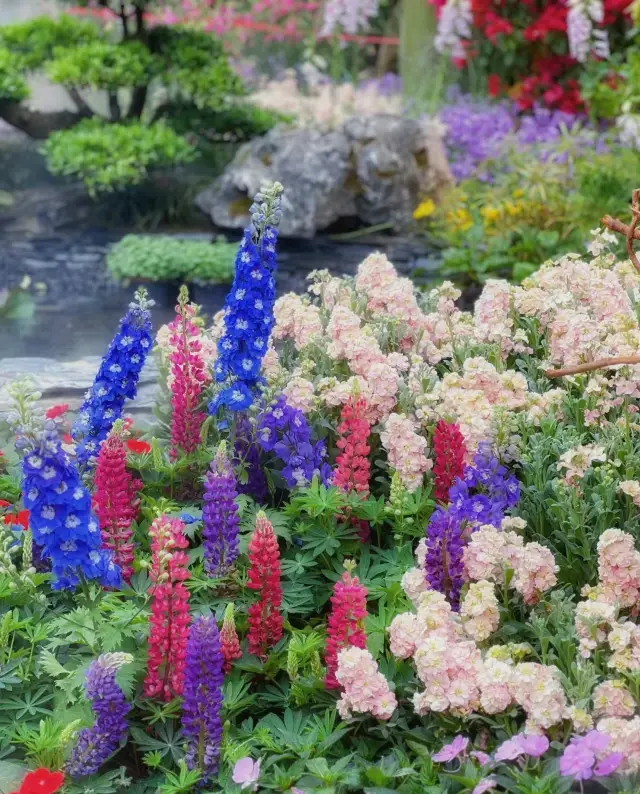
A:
[{"left": 6, "top": 1, "right": 640, "bottom": 793}]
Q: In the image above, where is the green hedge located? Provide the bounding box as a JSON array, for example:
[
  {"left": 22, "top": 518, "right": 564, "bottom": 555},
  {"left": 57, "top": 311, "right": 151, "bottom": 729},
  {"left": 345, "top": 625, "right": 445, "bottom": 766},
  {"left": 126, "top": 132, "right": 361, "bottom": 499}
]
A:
[
  {"left": 0, "top": 15, "right": 100, "bottom": 71},
  {"left": 47, "top": 41, "right": 157, "bottom": 90},
  {"left": 42, "top": 119, "right": 197, "bottom": 196},
  {"left": 0, "top": 48, "right": 29, "bottom": 101},
  {"left": 107, "top": 234, "right": 236, "bottom": 284}
]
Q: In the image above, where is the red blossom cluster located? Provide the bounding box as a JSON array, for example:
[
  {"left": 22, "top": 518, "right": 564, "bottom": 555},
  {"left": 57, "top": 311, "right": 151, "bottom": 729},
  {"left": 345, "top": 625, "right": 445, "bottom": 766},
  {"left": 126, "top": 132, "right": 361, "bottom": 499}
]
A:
[
  {"left": 433, "top": 420, "right": 467, "bottom": 504},
  {"left": 324, "top": 566, "right": 368, "bottom": 689},
  {"left": 168, "top": 295, "right": 208, "bottom": 461},
  {"left": 0, "top": 500, "right": 30, "bottom": 531},
  {"left": 220, "top": 603, "right": 243, "bottom": 673},
  {"left": 332, "top": 397, "right": 372, "bottom": 498},
  {"left": 93, "top": 424, "right": 141, "bottom": 583},
  {"left": 246, "top": 512, "right": 283, "bottom": 659},
  {"left": 9, "top": 769, "right": 64, "bottom": 794},
  {"left": 144, "top": 516, "right": 191, "bottom": 702}
]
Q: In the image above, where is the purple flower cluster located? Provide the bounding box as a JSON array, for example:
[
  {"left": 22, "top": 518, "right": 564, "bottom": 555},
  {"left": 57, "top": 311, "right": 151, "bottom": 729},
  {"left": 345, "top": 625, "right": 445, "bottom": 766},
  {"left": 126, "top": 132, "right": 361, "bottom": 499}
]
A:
[
  {"left": 424, "top": 443, "right": 520, "bottom": 609},
  {"left": 202, "top": 444, "right": 240, "bottom": 577},
  {"left": 72, "top": 290, "right": 153, "bottom": 465},
  {"left": 182, "top": 616, "right": 224, "bottom": 785},
  {"left": 559, "top": 731, "right": 623, "bottom": 781},
  {"left": 257, "top": 395, "right": 331, "bottom": 489},
  {"left": 234, "top": 415, "right": 268, "bottom": 503},
  {"left": 20, "top": 423, "right": 120, "bottom": 591},
  {"left": 67, "top": 653, "right": 132, "bottom": 778}
]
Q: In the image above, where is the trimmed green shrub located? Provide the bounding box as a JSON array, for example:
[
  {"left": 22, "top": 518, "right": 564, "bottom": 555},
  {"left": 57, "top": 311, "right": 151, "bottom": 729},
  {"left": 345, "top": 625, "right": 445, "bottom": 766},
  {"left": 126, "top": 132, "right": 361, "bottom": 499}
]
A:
[
  {"left": 0, "top": 49, "right": 29, "bottom": 102},
  {"left": 47, "top": 41, "right": 157, "bottom": 90},
  {"left": 167, "top": 100, "right": 292, "bottom": 142},
  {"left": 0, "top": 15, "right": 100, "bottom": 71},
  {"left": 106, "top": 234, "right": 236, "bottom": 284},
  {"left": 42, "top": 119, "right": 198, "bottom": 196}
]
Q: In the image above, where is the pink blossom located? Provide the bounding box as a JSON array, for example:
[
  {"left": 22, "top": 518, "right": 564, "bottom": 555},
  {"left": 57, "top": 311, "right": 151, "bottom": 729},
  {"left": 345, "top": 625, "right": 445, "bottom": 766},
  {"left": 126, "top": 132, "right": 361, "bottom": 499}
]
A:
[
  {"left": 594, "top": 752, "right": 624, "bottom": 776},
  {"left": 432, "top": 735, "right": 469, "bottom": 762},
  {"left": 472, "top": 778, "right": 497, "bottom": 794},
  {"left": 472, "top": 751, "right": 492, "bottom": 766},
  {"left": 232, "top": 758, "right": 261, "bottom": 790}
]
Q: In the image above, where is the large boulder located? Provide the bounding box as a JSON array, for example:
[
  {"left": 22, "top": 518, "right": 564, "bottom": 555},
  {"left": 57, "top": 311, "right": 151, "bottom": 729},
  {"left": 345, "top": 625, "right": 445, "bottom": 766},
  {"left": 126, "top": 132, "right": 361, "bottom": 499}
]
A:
[{"left": 195, "top": 114, "right": 451, "bottom": 238}]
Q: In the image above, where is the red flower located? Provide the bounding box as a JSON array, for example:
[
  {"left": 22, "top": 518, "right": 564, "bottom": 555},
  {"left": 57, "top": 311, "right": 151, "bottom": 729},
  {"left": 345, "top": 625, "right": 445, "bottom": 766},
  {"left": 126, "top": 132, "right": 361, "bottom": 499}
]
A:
[
  {"left": 45, "top": 404, "right": 69, "bottom": 420},
  {"left": 246, "top": 512, "right": 283, "bottom": 660},
  {"left": 62, "top": 434, "right": 73, "bottom": 444},
  {"left": 483, "top": 11, "right": 513, "bottom": 43},
  {"left": 324, "top": 567, "right": 368, "bottom": 689},
  {"left": 10, "top": 769, "right": 64, "bottom": 794},
  {"left": 332, "top": 398, "right": 371, "bottom": 498},
  {"left": 488, "top": 73, "right": 502, "bottom": 97},
  {"left": 3, "top": 509, "right": 30, "bottom": 530},
  {"left": 523, "top": 3, "right": 567, "bottom": 41},
  {"left": 432, "top": 420, "right": 467, "bottom": 503},
  {"left": 0, "top": 499, "right": 11, "bottom": 508},
  {"left": 126, "top": 439, "right": 151, "bottom": 455}
]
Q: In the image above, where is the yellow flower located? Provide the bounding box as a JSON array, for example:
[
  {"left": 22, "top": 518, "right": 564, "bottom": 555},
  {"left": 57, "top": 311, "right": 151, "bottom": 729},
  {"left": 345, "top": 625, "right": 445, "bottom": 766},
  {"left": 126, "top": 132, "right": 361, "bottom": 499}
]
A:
[
  {"left": 505, "top": 202, "right": 523, "bottom": 217},
  {"left": 413, "top": 198, "right": 436, "bottom": 220},
  {"left": 481, "top": 206, "right": 501, "bottom": 225},
  {"left": 512, "top": 188, "right": 525, "bottom": 199},
  {"left": 448, "top": 208, "right": 473, "bottom": 231}
]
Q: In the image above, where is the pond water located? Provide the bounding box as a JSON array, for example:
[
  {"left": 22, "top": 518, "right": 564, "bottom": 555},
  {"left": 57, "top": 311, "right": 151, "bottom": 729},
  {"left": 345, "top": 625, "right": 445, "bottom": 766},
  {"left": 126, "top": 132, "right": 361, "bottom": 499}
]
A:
[{"left": 0, "top": 232, "right": 439, "bottom": 361}]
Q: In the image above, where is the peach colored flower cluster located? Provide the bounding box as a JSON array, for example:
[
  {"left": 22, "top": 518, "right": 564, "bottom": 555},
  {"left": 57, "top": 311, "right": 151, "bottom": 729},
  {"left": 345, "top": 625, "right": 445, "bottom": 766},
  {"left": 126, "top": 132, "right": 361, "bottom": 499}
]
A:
[
  {"left": 511, "top": 662, "right": 569, "bottom": 732},
  {"left": 273, "top": 293, "right": 323, "bottom": 351},
  {"left": 557, "top": 444, "right": 606, "bottom": 483},
  {"left": 575, "top": 598, "right": 617, "bottom": 658},
  {"left": 355, "top": 253, "right": 424, "bottom": 331},
  {"left": 594, "top": 528, "right": 640, "bottom": 608},
  {"left": 592, "top": 680, "right": 636, "bottom": 718},
  {"left": 463, "top": 521, "right": 558, "bottom": 605},
  {"left": 619, "top": 479, "right": 640, "bottom": 506},
  {"left": 335, "top": 646, "right": 397, "bottom": 721},
  {"left": 282, "top": 375, "right": 316, "bottom": 414},
  {"left": 400, "top": 538, "right": 430, "bottom": 606},
  {"left": 596, "top": 717, "right": 640, "bottom": 772},
  {"left": 380, "top": 413, "right": 432, "bottom": 492},
  {"left": 473, "top": 280, "right": 516, "bottom": 352},
  {"left": 460, "top": 580, "right": 500, "bottom": 642}
]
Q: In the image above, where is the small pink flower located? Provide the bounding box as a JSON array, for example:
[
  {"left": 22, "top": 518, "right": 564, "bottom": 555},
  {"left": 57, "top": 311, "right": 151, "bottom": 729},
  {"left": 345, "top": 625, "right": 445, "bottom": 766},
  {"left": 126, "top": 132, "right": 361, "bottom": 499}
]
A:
[
  {"left": 594, "top": 752, "right": 624, "bottom": 776},
  {"left": 471, "top": 751, "right": 492, "bottom": 766},
  {"left": 494, "top": 736, "right": 524, "bottom": 762},
  {"left": 232, "top": 757, "right": 261, "bottom": 790},
  {"left": 473, "top": 777, "right": 497, "bottom": 794},
  {"left": 433, "top": 735, "right": 469, "bottom": 763},
  {"left": 495, "top": 732, "right": 549, "bottom": 762}
]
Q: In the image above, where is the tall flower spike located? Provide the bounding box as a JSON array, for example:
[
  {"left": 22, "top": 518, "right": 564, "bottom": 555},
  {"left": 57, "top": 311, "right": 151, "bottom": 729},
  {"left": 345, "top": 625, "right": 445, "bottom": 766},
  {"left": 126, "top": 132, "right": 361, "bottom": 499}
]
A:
[
  {"left": 246, "top": 511, "right": 283, "bottom": 659},
  {"left": 144, "top": 516, "right": 190, "bottom": 701},
  {"left": 168, "top": 286, "right": 208, "bottom": 460},
  {"left": 220, "top": 602, "right": 243, "bottom": 673},
  {"left": 67, "top": 653, "right": 132, "bottom": 777},
  {"left": 73, "top": 289, "right": 153, "bottom": 465},
  {"left": 333, "top": 397, "right": 371, "bottom": 498},
  {"left": 182, "top": 617, "right": 225, "bottom": 785},
  {"left": 209, "top": 183, "right": 283, "bottom": 413},
  {"left": 93, "top": 420, "right": 141, "bottom": 583},
  {"left": 19, "top": 423, "right": 120, "bottom": 591},
  {"left": 234, "top": 415, "right": 268, "bottom": 503},
  {"left": 324, "top": 562, "right": 368, "bottom": 690},
  {"left": 433, "top": 420, "right": 467, "bottom": 503},
  {"left": 202, "top": 442, "right": 240, "bottom": 577}
]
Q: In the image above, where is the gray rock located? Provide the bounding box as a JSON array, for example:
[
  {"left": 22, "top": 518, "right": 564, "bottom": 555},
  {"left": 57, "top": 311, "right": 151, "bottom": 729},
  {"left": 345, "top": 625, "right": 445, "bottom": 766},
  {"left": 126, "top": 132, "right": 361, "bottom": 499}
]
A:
[
  {"left": 196, "top": 115, "right": 452, "bottom": 239},
  {"left": 0, "top": 356, "right": 160, "bottom": 429}
]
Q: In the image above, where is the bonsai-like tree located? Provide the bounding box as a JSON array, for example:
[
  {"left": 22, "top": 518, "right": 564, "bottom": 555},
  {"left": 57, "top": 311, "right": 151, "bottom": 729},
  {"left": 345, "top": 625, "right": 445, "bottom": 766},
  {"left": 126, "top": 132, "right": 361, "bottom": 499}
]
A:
[{"left": 0, "top": 1, "right": 277, "bottom": 195}]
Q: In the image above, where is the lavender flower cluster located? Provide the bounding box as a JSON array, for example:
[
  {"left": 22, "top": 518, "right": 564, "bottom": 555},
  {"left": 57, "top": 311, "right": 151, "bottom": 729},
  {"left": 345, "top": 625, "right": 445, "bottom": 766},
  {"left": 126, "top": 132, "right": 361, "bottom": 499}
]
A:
[
  {"left": 425, "top": 443, "right": 520, "bottom": 609},
  {"left": 67, "top": 653, "right": 132, "bottom": 777},
  {"left": 182, "top": 617, "right": 224, "bottom": 785},
  {"left": 257, "top": 395, "right": 331, "bottom": 489},
  {"left": 73, "top": 290, "right": 153, "bottom": 465},
  {"left": 202, "top": 444, "right": 241, "bottom": 577},
  {"left": 20, "top": 423, "right": 120, "bottom": 591}
]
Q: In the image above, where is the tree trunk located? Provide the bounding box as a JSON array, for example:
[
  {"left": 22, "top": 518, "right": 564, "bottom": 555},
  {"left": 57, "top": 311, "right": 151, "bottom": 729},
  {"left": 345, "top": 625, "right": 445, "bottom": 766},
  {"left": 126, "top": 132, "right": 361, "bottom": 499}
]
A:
[
  {"left": 109, "top": 92, "right": 122, "bottom": 121},
  {"left": 127, "top": 85, "right": 148, "bottom": 119},
  {"left": 0, "top": 101, "right": 91, "bottom": 139}
]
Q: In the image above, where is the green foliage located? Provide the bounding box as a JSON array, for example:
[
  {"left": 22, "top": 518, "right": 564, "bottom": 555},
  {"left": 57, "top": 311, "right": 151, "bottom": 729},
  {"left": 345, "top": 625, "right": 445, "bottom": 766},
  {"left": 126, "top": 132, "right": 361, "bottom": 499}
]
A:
[
  {"left": 0, "top": 48, "right": 29, "bottom": 102},
  {"left": 47, "top": 41, "right": 157, "bottom": 90},
  {"left": 42, "top": 119, "right": 197, "bottom": 196},
  {"left": 106, "top": 234, "right": 236, "bottom": 284},
  {"left": 165, "top": 100, "right": 290, "bottom": 142},
  {"left": 0, "top": 14, "right": 100, "bottom": 71}
]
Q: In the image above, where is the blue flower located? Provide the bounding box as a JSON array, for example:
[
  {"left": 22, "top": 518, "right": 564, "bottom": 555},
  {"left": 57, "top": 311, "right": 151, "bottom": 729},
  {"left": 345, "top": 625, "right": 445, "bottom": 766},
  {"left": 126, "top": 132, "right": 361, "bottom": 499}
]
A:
[{"left": 73, "top": 290, "right": 153, "bottom": 465}]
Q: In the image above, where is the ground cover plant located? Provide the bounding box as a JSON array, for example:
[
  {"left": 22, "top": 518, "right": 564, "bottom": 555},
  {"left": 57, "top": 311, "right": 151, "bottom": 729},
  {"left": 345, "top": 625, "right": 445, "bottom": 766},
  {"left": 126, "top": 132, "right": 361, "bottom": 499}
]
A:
[{"left": 5, "top": 183, "right": 640, "bottom": 793}]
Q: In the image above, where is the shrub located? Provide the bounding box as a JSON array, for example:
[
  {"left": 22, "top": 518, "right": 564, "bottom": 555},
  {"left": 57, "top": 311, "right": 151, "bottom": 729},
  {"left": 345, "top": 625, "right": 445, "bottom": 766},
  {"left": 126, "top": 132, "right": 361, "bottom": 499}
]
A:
[
  {"left": 0, "top": 14, "right": 100, "bottom": 71},
  {"left": 46, "top": 40, "right": 157, "bottom": 90},
  {"left": 42, "top": 119, "right": 198, "bottom": 196},
  {"left": 106, "top": 234, "right": 236, "bottom": 284},
  {"left": 0, "top": 48, "right": 29, "bottom": 102}
]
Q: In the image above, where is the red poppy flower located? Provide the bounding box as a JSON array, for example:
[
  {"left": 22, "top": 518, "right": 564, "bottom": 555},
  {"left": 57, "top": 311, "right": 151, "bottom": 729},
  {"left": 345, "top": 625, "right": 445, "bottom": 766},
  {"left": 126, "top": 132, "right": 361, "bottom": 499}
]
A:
[
  {"left": 127, "top": 439, "right": 151, "bottom": 455},
  {"left": 488, "top": 73, "right": 502, "bottom": 97},
  {"left": 10, "top": 768, "right": 64, "bottom": 794},
  {"left": 0, "top": 499, "right": 11, "bottom": 508},
  {"left": 62, "top": 434, "right": 73, "bottom": 444},
  {"left": 45, "top": 404, "right": 69, "bottom": 420},
  {"left": 3, "top": 509, "right": 30, "bottom": 530}
]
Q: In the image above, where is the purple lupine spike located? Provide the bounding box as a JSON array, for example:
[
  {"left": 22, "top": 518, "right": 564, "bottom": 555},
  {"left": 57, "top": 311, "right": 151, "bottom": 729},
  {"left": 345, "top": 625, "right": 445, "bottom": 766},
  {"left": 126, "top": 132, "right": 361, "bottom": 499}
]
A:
[
  {"left": 67, "top": 653, "right": 132, "bottom": 777},
  {"left": 234, "top": 414, "right": 268, "bottom": 503},
  {"left": 181, "top": 616, "right": 225, "bottom": 784},
  {"left": 202, "top": 443, "right": 240, "bottom": 576},
  {"left": 424, "top": 508, "right": 466, "bottom": 610}
]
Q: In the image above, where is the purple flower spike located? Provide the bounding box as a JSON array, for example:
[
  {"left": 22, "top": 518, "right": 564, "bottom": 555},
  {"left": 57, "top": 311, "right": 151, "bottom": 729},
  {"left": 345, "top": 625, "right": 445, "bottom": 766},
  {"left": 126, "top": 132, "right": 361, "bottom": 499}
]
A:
[
  {"left": 202, "top": 443, "right": 241, "bottom": 577},
  {"left": 182, "top": 617, "right": 225, "bottom": 785},
  {"left": 67, "top": 653, "right": 132, "bottom": 777}
]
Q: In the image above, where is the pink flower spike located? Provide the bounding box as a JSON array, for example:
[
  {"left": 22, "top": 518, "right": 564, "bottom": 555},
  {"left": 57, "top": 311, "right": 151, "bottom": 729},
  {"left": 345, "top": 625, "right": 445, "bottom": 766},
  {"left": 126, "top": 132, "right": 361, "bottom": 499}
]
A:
[
  {"left": 471, "top": 751, "right": 492, "bottom": 766},
  {"left": 594, "top": 752, "right": 624, "bottom": 777},
  {"left": 433, "top": 735, "right": 469, "bottom": 763},
  {"left": 519, "top": 733, "right": 549, "bottom": 758},
  {"left": 473, "top": 777, "right": 498, "bottom": 794},
  {"left": 232, "top": 757, "right": 261, "bottom": 790}
]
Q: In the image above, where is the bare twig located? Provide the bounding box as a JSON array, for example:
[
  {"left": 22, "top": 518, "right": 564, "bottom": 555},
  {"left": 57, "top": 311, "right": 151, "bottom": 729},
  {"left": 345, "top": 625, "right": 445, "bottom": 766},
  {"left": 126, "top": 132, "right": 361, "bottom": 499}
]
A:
[
  {"left": 601, "top": 188, "right": 640, "bottom": 272},
  {"left": 545, "top": 356, "right": 640, "bottom": 378}
]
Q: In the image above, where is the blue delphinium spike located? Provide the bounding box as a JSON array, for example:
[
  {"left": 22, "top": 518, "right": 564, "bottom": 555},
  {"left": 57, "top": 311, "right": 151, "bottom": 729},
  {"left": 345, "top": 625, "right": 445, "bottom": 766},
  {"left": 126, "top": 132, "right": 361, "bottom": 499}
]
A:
[
  {"left": 73, "top": 289, "right": 153, "bottom": 464},
  {"left": 209, "top": 183, "right": 283, "bottom": 414}
]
